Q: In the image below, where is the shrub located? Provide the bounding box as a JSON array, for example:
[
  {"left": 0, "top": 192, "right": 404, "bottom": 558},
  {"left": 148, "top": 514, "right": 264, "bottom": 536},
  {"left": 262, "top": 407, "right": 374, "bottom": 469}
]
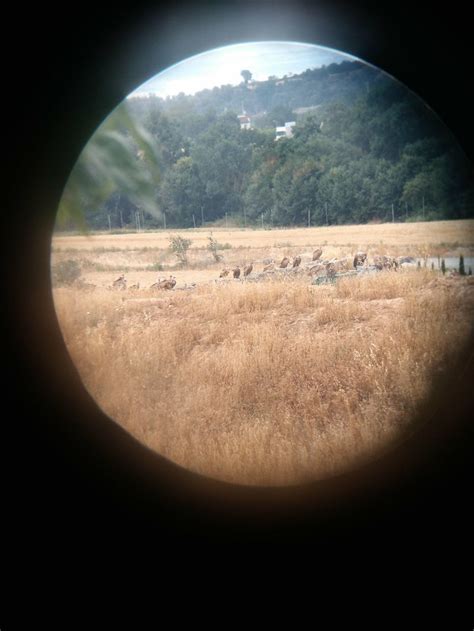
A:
[
  {"left": 51, "top": 259, "right": 82, "bottom": 286},
  {"left": 207, "top": 233, "right": 224, "bottom": 262},
  {"left": 168, "top": 235, "right": 192, "bottom": 265},
  {"left": 149, "top": 262, "right": 164, "bottom": 271}
]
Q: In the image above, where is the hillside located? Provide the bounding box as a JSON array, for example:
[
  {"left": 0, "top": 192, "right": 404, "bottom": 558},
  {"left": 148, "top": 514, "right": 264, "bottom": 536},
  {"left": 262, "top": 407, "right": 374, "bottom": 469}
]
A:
[
  {"left": 149, "top": 60, "right": 383, "bottom": 122},
  {"left": 58, "top": 61, "right": 474, "bottom": 232}
]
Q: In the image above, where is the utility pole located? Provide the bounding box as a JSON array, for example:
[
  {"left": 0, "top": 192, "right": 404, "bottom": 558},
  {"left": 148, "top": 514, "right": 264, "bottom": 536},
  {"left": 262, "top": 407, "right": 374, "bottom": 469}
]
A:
[
  {"left": 391, "top": 203, "right": 395, "bottom": 223},
  {"left": 261, "top": 213, "right": 264, "bottom": 229},
  {"left": 192, "top": 213, "right": 196, "bottom": 229},
  {"left": 108, "top": 214, "right": 112, "bottom": 232},
  {"left": 118, "top": 193, "right": 122, "bottom": 229},
  {"left": 163, "top": 211, "right": 166, "bottom": 230},
  {"left": 114, "top": 193, "right": 121, "bottom": 229}
]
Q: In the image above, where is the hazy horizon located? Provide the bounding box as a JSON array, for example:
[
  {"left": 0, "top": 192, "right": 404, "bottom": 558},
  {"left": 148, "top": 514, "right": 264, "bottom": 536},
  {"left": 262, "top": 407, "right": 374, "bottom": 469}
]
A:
[{"left": 128, "top": 41, "right": 356, "bottom": 99}]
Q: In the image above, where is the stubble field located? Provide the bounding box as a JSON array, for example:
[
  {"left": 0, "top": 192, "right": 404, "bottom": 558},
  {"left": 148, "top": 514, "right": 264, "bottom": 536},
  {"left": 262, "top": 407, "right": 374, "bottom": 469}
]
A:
[{"left": 51, "top": 220, "right": 474, "bottom": 485}]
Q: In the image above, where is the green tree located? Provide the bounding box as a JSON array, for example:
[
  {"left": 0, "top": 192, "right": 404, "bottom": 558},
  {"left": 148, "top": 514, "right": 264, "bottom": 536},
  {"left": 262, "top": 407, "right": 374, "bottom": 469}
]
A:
[
  {"left": 243, "top": 163, "right": 275, "bottom": 221},
  {"left": 60, "top": 59, "right": 474, "bottom": 232},
  {"left": 160, "top": 157, "right": 205, "bottom": 227},
  {"left": 241, "top": 69, "right": 252, "bottom": 84},
  {"left": 192, "top": 112, "right": 255, "bottom": 220}
]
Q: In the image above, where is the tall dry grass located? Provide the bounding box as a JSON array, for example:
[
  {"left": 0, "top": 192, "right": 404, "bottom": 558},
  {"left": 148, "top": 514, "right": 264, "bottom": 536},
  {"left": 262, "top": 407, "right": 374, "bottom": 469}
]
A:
[
  {"left": 52, "top": 219, "right": 474, "bottom": 252},
  {"left": 53, "top": 270, "right": 474, "bottom": 485}
]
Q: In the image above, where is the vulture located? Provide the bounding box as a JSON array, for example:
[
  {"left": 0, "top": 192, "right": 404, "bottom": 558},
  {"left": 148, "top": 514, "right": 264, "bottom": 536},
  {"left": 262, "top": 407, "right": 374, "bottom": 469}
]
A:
[
  {"left": 219, "top": 269, "right": 230, "bottom": 278},
  {"left": 243, "top": 263, "right": 253, "bottom": 277},
  {"left": 113, "top": 275, "right": 127, "bottom": 290},
  {"left": 373, "top": 255, "right": 398, "bottom": 271},
  {"left": 233, "top": 267, "right": 241, "bottom": 279},
  {"left": 373, "top": 255, "right": 384, "bottom": 271},
  {"left": 263, "top": 263, "right": 274, "bottom": 272},
  {"left": 129, "top": 282, "right": 140, "bottom": 290},
  {"left": 279, "top": 257, "right": 290, "bottom": 268},
  {"left": 292, "top": 255, "right": 301, "bottom": 268},
  {"left": 151, "top": 276, "right": 176, "bottom": 290},
  {"left": 308, "top": 263, "right": 325, "bottom": 276},
  {"left": 312, "top": 248, "right": 323, "bottom": 261},
  {"left": 353, "top": 251, "right": 367, "bottom": 268},
  {"left": 383, "top": 255, "right": 398, "bottom": 270}
]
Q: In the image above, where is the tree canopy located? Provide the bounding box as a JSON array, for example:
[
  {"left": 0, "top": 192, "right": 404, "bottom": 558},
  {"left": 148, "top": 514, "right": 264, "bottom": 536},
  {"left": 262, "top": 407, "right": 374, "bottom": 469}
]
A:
[{"left": 57, "top": 60, "right": 474, "bottom": 231}]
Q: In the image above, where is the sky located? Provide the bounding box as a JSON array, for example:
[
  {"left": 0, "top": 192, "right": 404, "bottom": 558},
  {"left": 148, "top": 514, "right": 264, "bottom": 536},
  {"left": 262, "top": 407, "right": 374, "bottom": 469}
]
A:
[{"left": 128, "top": 41, "right": 357, "bottom": 99}]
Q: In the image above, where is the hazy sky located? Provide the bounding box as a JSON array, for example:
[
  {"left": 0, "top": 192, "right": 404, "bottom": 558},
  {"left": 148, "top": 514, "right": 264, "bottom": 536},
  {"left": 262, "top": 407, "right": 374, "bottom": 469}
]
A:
[{"left": 128, "top": 41, "right": 356, "bottom": 98}]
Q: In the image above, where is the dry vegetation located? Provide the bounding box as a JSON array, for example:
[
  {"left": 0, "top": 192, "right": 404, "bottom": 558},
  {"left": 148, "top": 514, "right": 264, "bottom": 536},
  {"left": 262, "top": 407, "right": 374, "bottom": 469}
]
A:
[
  {"left": 52, "top": 226, "right": 474, "bottom": 484},
  {"left": 51, "top": 220, "right": 474, "bottom": 288}
]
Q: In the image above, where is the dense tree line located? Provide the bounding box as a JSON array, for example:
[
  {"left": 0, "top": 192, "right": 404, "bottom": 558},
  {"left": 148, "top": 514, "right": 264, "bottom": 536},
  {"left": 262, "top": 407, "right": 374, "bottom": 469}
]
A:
[{"left": 62, "top": 61, "right": 473, "bottom": 231}]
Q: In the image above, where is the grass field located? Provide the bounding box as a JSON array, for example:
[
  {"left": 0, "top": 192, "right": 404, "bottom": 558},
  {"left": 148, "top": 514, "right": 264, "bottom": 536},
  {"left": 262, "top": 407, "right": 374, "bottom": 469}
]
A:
[
  {"left": 51, "top": 220, "right": 474, "bottom": 485},
  {"left": 51, "top": 220, "right": 474, "bottom": 288}
]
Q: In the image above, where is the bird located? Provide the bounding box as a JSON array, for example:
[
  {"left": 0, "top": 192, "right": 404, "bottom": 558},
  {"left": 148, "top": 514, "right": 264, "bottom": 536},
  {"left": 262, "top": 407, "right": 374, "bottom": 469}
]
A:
[
  {"left": 129, "top": 282, "right": 140, "bottom": 290},
  {"left": 243, "top": 263, "right": 253, "bottom": 277},
  {"left": 233, "top": 267, "right": 241, "bottom": 279},
  {"left": 219, "top": 269, "right": 230, "bottom": 278},
  {"left": 382, "top": 255, "right": 398, "bottom": 270},
  {"left": 308, "top": 262, "right": 325, "bottom": 276},
  {"left": 313, "top": 248, "right": 323, "bottom": 261},
  {"left": 373, "top": 255, "right": 384, "bottom": 271},
  {"left": 353, "top": 251, "right": 367, "bottom": 268},
  {"left": 292, "top": 255, "right": 301, "bottom": 268},
  {"left": 112, "top": 274, "right": 127, "bottom": 290},
  {"left": 373, "top": 255, "right": 397, "bottom": 271},
  {"left": 279, "top": 257, "right": 290, "bottom": 268},
  {"left": 151, "top": 275, "right": 176, "bottom": 290},
  {"left": 263, "top": 263, "right": 274, "bottom": 272}
]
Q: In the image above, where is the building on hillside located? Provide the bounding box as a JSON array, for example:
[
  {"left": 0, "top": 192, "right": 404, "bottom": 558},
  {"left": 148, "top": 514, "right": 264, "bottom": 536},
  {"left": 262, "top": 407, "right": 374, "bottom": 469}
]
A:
[
  {"left": 237, "top": 114, "right": 252, "bottom": 130},
  {"left": 275, "top": 121, "right": 296, "bottom": 140}
]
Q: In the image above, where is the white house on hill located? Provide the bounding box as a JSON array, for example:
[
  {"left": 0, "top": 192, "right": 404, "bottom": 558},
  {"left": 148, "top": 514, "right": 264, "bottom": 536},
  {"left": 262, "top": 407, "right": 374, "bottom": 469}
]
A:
[
  {"left": 275, "top": 121, "right": 296, "bottom": 140},
  {"left": 238, "top": 114, "right": 252, "bottom": 130}
]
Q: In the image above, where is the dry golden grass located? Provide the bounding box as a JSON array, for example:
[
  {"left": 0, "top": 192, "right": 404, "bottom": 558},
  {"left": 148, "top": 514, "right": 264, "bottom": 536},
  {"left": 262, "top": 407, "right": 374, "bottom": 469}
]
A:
[
  {"left": 52, "top": 219, "right": 474, "bottom": 252},
  {"left": 51, "top": 219, "right": 474, "bottom": 289},
  {"left": 53, "top": 268, "right": 474, "bottom": 486}
]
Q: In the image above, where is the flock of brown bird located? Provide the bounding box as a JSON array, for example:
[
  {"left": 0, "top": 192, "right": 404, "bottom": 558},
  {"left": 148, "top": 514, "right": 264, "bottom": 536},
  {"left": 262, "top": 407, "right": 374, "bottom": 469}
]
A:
[
  {"left": 111, "top": 274, "right": 176, "bottom": 291},
  {"left": 219, "top": 248, "right": 323, "bottom": 280},
  {"left": 219, "top": 263, "right": 253, "bottom": 279},
  {"left": 150, "top": 276, "right": 177, "bottom": 290},
  {"left": 111, "top": 247, "right": 403, "bottom": 291}
]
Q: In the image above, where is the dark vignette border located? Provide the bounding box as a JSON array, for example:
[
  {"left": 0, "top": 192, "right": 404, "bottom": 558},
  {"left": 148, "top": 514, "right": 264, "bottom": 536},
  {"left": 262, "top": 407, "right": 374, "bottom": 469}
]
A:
[{"left": 4, "top": 0, "right": 474, "bottom": 554}]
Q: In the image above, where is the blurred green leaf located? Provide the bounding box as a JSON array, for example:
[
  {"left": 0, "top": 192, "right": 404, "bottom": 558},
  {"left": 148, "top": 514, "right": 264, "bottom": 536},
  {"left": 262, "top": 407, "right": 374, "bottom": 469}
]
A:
[{"left": 57, "top": 102, "right": 162, "bottom": 231}]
